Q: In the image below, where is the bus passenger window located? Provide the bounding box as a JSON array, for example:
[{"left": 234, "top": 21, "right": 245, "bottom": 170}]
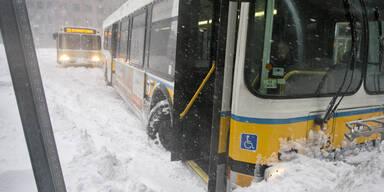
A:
[
  {"left": 118, "top": 18, "right": 129, "bottom": 61},
  {"left": 365, "top": 1, "right": 384, "bottom": 94},
  {"left": 245, "top": 0, "right": 365, "bottom": 98},
  {"left": 129, "top": 12, "right": 146, "bottom": 67},
  {"left": 148, "top": 0, "right": 178, "bottom": 78},
  {"left": 195, "top": 1, "right": 213, "bottom": 69}
]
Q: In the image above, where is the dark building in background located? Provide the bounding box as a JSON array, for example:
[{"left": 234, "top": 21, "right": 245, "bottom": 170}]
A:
[{"left": 26, "top": 0, "right": 125, "bottom": 47}]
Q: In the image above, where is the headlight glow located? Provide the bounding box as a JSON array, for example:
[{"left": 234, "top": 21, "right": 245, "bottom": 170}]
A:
[
  {"left": 91, "top": 55, "right": 100, "bottom": 62},
  {"left": 59, "top": 54, "right": 70, "bottom": 61},
  {"left": 265, "top": 166, "right": 285, "bottom": 180}
]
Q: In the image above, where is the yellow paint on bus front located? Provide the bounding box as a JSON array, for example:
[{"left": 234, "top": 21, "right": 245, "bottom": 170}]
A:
[{"left": 229, "top": 110, "right": 383, "bottom": 165}]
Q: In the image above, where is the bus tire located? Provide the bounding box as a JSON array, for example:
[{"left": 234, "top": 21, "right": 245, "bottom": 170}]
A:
[{"left": 147, "top": 100, "right": 172, "bottom": 150}]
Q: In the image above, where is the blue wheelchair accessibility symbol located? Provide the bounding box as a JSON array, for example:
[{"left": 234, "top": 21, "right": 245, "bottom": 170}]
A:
[{"left": 240, "top": 134, "right": 258, "bottom": 151}]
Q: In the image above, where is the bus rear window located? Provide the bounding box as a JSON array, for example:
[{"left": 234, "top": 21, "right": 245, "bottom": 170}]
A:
[{"left": 58, "top": 34, "right": 80, "bottom": 50}]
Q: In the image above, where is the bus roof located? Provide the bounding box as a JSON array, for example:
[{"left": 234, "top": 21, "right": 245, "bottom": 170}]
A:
[{"left": 103, "top": 0, "right": 154, "bottom": 28}]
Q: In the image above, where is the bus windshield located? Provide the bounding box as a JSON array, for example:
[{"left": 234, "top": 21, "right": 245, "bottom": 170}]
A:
[
  {"left": 81, "top": 35, "right": 101, "bottom": 50},
  {"left": 58, "top": 33, "right": 100, "bottom": 50},
  {"left": 58, "top": 33, "right": 80, "bottom": 50},
  {"left": 244, "top": 0, "right": 365, "bottom": 98}
]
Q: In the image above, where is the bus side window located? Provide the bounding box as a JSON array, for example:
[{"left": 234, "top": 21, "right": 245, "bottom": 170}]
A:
[
  {"left": 366, "top": 22, "right": 384, "bottom": 92},
  {"left": 148, "top": 0, "right": 178, "bottom": 78},
  {"left": 195, "top": 2, "right": 213, "bottom": 69},
  {"left": 129, "top": 12, "right": 146, "bottom": 68},
  {"left": 119, "top": 18, "right": 129, "bottom": 62}
]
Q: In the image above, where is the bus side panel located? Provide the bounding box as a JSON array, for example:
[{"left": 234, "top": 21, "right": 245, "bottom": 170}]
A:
[
  {"left": 114, "top": 61, "right": 144, "bottom": 111},
  {"left": 332, "top": 107, "right": 384, "bottom": 148},
  {"left": 131, "top": 69, "right": 144, "bottom": 110}
]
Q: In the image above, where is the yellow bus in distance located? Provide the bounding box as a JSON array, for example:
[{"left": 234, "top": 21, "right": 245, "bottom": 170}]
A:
[{"left": 54, "top": 26, "right": 103, "bottom": 67}]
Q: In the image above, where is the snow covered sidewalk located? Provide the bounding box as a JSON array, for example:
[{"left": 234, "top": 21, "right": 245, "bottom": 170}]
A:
[{"left": 0, "top": 48, "right": 205, "bottom": 192}]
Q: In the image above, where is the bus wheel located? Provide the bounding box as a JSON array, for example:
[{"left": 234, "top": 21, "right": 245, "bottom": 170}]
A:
[{"left": 147, "top": 100, "right": 172, "bottom": 150}]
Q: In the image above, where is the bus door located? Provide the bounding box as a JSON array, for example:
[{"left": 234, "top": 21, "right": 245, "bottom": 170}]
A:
[{"left": 171, "top": 0, "right": 216, "bottom": 164}]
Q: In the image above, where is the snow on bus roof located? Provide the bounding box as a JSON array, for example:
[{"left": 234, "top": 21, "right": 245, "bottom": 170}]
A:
[{"left": 103, "top": 0, "right": 154, "bottom": 28}]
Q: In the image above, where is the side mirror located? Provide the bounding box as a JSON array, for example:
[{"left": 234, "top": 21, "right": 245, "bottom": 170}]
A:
[{"left": 52, "top": 32, "right": 58, "bottom": 40}]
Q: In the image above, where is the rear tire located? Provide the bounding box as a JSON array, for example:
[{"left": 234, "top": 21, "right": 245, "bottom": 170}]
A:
[{"left": 146, "top": 100, "right": 172, "bottom": 150}]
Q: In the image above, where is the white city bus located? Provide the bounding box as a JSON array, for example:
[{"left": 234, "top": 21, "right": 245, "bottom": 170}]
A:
[
  {"left": 102, "top": 0, "right": 384, "bottom": 191},
  {"left": 55, "top": 26, "right": 103, "bottom": 67}
]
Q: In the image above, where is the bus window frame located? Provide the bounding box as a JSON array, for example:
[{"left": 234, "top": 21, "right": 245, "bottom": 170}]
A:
[
  {"left": 128, "top": 7, "right": 148, "bottom": 69},
  {"left": 144, "top": 4, "right": 153, "bottom": 70},
  {"left": 243, "top": 0, "right": 366, "bottom": 100}
]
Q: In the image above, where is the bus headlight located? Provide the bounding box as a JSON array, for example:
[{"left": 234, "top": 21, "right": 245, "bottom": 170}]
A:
[
  {"left": 265, "top": 165, "right": 285, "bottom": 180},
  {"left": 91, "top": 55, "right": 100, "bottom": 62},
  {"left": 59, "top": 54, "right": 70, "bottom": 61}
]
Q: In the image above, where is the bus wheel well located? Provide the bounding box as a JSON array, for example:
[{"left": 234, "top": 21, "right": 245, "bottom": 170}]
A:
[{"left": 150, "top": 87, "right": 168, "bottom": 110}]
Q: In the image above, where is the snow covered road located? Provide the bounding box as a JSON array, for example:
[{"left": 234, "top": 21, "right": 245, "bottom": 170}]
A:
[{"left": 1, "top": 48, "right": 384, "bottom": 192}]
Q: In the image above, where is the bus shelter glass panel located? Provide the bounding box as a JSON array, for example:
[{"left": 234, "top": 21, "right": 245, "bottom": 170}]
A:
[
  {"left": 59, "top": 33, "right": 80, "bottom": 49},
  {"left": 0, "top": 31, "right": 38, "bottom": 192},
  {"left": 245, "top": 0, "right": 365, "bottom": 98},
  {"left": 365, "top": 1, "right": 384, "bottom": 94},
  {"left": 129, "top": 12, "right": 146, "bottom": 67}
]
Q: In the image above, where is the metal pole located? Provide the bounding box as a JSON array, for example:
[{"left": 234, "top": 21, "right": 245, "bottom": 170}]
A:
[{"left": 0, "top": 0, "right": 67, "bottom": 192}]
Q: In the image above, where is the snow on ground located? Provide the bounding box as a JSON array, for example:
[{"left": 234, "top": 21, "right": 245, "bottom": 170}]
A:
[
  {"left": 0, "top": 48, "right": 205, "bottom": 192},
  {"left": 234, "top": 141, "right": 384, "bottom": 192},
  {"left": 1, "top": 47, "right": 384, "bottom": 192}
]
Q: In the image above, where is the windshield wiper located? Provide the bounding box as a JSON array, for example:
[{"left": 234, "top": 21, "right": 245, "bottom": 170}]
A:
[{"left": 315, "top": 0, "right": 358, "bottom": 130}]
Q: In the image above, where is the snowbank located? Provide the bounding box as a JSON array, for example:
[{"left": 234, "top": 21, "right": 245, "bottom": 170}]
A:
[{"left": 235, "top": 141, "right": 384, "bottom": 192}]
